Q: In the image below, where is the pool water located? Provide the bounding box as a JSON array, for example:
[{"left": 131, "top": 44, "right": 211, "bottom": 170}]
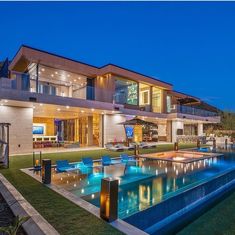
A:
[{"left": 51, "top": 149, "right": 235, "bottom": 219}]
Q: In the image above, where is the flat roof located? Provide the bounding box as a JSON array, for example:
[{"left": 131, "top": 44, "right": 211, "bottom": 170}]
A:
[{"left": 9, "top": 45, "right": 172, "bottom": 89}]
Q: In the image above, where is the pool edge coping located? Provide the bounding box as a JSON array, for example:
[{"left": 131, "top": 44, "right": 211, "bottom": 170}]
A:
[{"left": 20, "top": 168, "right": 148, "bottom": 235}]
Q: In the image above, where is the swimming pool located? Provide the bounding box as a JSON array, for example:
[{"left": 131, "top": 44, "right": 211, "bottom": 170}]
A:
[{"left": 50, "top": 149, "right": 235, "bottom": 222}]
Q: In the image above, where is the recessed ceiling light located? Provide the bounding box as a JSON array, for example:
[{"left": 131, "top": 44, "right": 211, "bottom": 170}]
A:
[
  {"left": 40, "top": 103, "right": 43, "bottom": 106},
  {"left": 67, "top": 74, "right": 70, "bottom": 78},
  {"left": 41, "top": 68, "right": 45, "bottom": 72},
  {"left": 81, "top": 110, "right": 84, "bottom": 113},
  {"left": 78, "top": 77, "right": 81, "bottom": 80},
  {"left": 101, "top": 112, "right": 104, "bottom": 114},
  {"left": 51, "top": 74, "right": 54, "bottom": 77},
  {"left": 57, "top": 108, "right": 61, "bottom": 111},
  {"left": 4, "top": 100, "right": 8, "bottom": 103},
  {"left": 55, "top": 71, "right": 58, "bottom": 74},
  {"left": 91, "top": 108, "right": 94, "bottom": 112},
  {"left": 74, "top": 79, "right": 77, "bottom": 82},
  {"left": 66, "top": 106, "right": 70, "bottom": 109}
]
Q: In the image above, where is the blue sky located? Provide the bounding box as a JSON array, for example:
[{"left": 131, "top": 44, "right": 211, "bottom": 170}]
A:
[{"left": 0, "top": 2, "right": 234, "bottom": 111}]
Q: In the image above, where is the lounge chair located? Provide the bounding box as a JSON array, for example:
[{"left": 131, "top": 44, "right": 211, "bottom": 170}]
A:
[
  {"left": 82, "top": 157, "right": 94, "bottom": 167},
  {"left": 147, "top": 142, "right": 157, "bottom": 148},
  {"left": 118, "top": 143, "right": 135, "bottom": 151},
  {"left": 120, "top": 154, "right": 136, "bottom": 163},
  {"left": 139, "top": 142, "right": 157, "bottom": 149},
  {"left": 105, "top": 144, "right": 124, "bottom": 152},
  {"left": 101, "top": 155, "right": 112, "bottom": 166},
  {"left": 139, "top": 142, "right": 149, "bottom": 149},
  {"left": 56, "top": 160, "right": 74, "bottom": 172},
  {"left": 198, "top": 147, "right": 208, "bottom": 152}
]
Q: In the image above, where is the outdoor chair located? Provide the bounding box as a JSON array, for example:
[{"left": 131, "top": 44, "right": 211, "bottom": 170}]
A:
[
  {"left": 146, "top": 142, "right": 157, "bottom": 148},
  {"left": 101, "top": 155, "right": 112, "bottom": 166},
  {"left": 139, "top": 142, "right": 149, "bottom": 149},
  {"left": 82, "top": 157, "right": 94, "bottom": 167},
  {"left": 56, "top": 160, "right": 74, "bottom": 172},
  {"left": 120, "top": 154, "right": 136, "bottom": 163},
  {"left": 198, "top": 147, "right": 209, "bottom": 152}
]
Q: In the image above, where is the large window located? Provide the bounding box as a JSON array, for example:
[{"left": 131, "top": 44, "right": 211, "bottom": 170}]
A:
[
  {"left": 166, "top": 95, "right": 171, "bottom": 113},
  {"left": 114, "top": 78, "right": 138, "bottom": 105},
  {"left": 28, "top": 64, "right": 88, "bottom": 99},
  {"left": 139, "top": 83, "right": 150, "bottom": 105},
  {"left": 152, "top": 87, "right": 162, "bottom": 113}
]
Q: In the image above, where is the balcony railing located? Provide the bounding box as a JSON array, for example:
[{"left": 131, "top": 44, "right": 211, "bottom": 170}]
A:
[
  {"left": 0, "top": 71, "right": 115, "bottom": 102},
  {"left": 0, "top": 71, "right": 163, "bottom": 112},
  {"left": 170, "top": 104, "right": 218, "bottom": 117}
]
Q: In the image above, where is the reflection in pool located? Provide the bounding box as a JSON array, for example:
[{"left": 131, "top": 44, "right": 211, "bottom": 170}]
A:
[{"left": 50, "top": 151, "right": 235, "bottom": 219}]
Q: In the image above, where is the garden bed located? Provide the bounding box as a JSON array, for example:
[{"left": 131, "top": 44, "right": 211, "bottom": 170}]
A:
[{"left": 0, "top": 193, "right": 25, "bottom": 235}]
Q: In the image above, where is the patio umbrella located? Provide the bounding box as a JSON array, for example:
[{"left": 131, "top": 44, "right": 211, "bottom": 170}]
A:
[
  {"left": 119, "top": 117, "right": 158, "bottom": 148},
  {"left": 118, "top": 117, "right": 157, "bottom": 127}
]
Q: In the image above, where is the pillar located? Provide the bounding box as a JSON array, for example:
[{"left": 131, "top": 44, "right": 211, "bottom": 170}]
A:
[
  {"left": 172, "top": 120, "right": 184, "bottom": 143},
  {"left": 198, "top": 123, "right": 203, "bottom": 136},
  {"left": 87, "top": 116, "right": 93, "bottom": 146}
]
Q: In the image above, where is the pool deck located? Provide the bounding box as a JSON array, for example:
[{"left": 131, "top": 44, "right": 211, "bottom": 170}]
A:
[
  {"left": 139, "top": 150, "right": 223, "bottom": 164},
  {"left": 21, "top": 167, "right": 148, "bottom": 235}
]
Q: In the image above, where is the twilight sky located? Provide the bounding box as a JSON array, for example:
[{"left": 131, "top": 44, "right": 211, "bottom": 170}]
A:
[{"left": 0, "top": 2, "right": 234, "bottom": 111}]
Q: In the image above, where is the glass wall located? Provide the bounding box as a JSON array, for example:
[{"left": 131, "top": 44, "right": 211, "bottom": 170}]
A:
[
  {"left": 139, "top": 83, "right": 150, "bottom": 105},
  {"left": 166, "top": 95, "right": 171, "bottom": 113},
  {"left": 184, "top": 124, "right": 198, "bottom": 135},
  {"left": 114, "top": 77, "right": 138, "bottom": 105},
  {"left": 152, "top": 87, "right": 162, "bottom": 113},
  {"left": 28, "top": 64, "right": 91, "bottom": 99}
]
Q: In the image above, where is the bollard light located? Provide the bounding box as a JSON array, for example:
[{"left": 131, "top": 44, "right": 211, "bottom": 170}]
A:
[
  {"left": 174, "top": 142, "right": 179, "bottom": 151},
  {"left": 213, "top": 138, "right": 216, "bottom": 149},
  {"left": 197, "top": 139, "right": 200, "bottom": 148},
  {"left": 42, "top": 159, "right": 51, "bottom": 184},
  {"left": 134, "top": 144, "right": 139, "bottom": 156},
  {"left": 100, "top": 177, "right": 118, "bottom": 222}
]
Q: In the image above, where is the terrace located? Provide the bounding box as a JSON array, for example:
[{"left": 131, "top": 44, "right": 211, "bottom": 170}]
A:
[{"left": 0, "top": 143, "right": 235, "bottom": 235}]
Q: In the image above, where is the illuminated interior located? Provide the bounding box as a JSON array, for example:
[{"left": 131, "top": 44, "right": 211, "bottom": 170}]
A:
[
  {"left": 27, "top": 64, "right": 94, "bottom": 100},
  {"left": 152, "top": 87, "right": 162, "bottom": 113},
  {"left": 114, "top": 77, "right": 138, "bottom": 105},
  {"left": 32, "top": 103, "right": 103, "bottom": 148}
]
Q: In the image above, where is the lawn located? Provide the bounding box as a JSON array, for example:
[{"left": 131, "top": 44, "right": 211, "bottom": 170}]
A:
[
  {"left": 1, "top": 143, "right": 233, "bottom": 235},
  {"left": 177, "top": 190, "right": 235, "bottom": 235}
]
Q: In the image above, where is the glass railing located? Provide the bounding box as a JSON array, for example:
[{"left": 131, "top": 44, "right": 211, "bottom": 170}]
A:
[
  {"left": 170, "top": 104, "right": 218, "bottom": 117},
  {"left": 0, "top": 71, "right": 116, "bottom": 103}
]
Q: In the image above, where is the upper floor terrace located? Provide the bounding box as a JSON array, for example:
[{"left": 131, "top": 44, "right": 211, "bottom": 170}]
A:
[{"left": 0, "top": 45, "right": 220, "bottom": 120}]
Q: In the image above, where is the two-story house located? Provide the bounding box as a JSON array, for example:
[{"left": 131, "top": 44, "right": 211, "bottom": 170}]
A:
[{"left": 0, "top": 45, "right": 220, "bottom": 154}]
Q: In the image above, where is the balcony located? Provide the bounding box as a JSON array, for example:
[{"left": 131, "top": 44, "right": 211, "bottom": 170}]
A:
[
  {"left": 0, "top": 71, "right": 115, "bottom": 103},
  {"left": 170, "top": 104, "right": 219, "bottom": 117}
]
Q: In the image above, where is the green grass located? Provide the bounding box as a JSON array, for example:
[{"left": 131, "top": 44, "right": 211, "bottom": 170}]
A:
[
  {"left": 1, "top": 143, "right": 226, "bottom": 235},
  {"left": 177, "top": 191, "right": 235, "bottom": 235}
]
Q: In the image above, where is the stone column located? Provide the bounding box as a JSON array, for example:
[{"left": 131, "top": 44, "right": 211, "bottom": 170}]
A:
[{"left": 172, "top": 120, "right": 184, "bottom": 143}]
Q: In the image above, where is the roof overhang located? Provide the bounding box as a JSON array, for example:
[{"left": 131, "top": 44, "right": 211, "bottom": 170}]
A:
[
  {"left": 9, "top": 45, "right": 99, "bottom": 77},
  {"left": 9, "top": 45, "right": 173, "bottom": 90},
  {"left": 98, "top": 64, "right": 172, "bottom": 90}
]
